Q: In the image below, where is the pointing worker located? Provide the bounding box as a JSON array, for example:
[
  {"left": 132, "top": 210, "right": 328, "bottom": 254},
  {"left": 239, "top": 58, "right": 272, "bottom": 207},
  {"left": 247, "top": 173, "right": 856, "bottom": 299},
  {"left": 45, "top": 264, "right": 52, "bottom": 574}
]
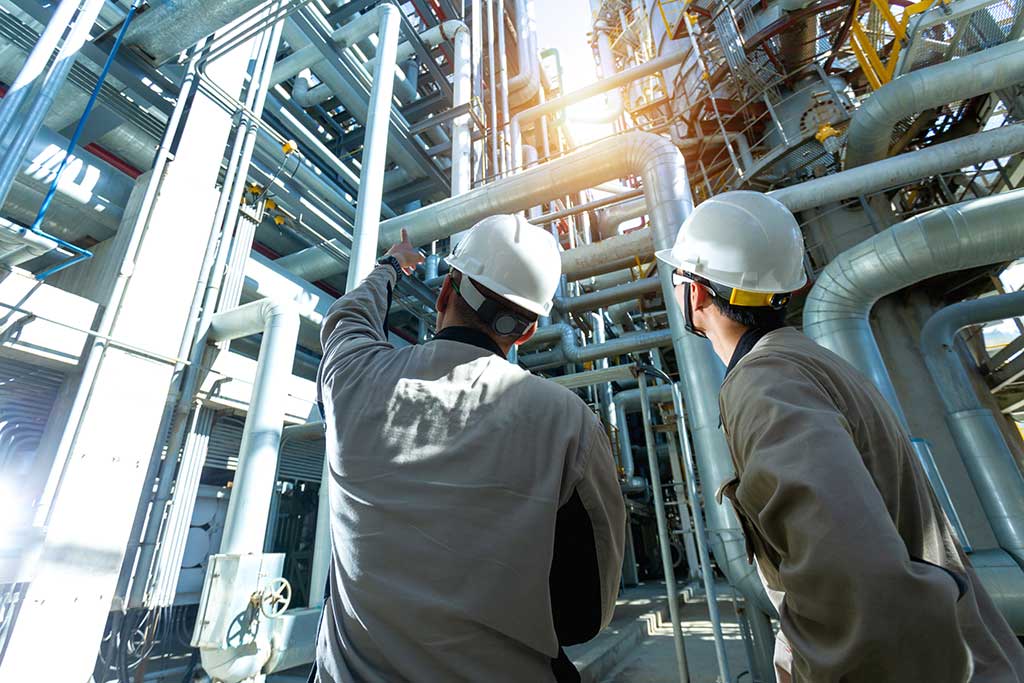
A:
[
  {"left": 313, "top": 216, "right": 626, "bottom": 682},
  {"left": 657, "top": 191, "right": 1024, "bottom": 682}
]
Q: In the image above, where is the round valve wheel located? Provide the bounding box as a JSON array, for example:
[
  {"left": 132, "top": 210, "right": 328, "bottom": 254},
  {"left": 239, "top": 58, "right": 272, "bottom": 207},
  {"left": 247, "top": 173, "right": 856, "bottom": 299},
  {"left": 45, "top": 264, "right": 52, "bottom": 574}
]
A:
[{"left": 259, "top": 577, "right": 292, "bottom": 618}]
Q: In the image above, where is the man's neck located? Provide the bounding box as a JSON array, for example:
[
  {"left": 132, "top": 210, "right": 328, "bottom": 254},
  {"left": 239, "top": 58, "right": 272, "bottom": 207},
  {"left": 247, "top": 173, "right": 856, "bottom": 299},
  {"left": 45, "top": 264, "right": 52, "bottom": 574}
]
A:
[
  {"left": 705, "top": 321, "right": 750, "bottom": 366},
  {"left": 436, "top": 322, "right": 511, "bottom": 356}
]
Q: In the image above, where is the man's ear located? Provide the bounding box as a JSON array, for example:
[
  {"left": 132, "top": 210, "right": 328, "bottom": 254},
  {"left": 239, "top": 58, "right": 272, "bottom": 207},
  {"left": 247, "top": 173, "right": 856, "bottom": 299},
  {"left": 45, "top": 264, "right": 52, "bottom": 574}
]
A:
[
  {"left": 515, "top": 320, "right": 538, "bottom": 347},
  {"left": 691, "top": 282, "right": 714, "bottom": 311},
  {"left": 437, "top": 275, "right": 452, "bottom": 313}
]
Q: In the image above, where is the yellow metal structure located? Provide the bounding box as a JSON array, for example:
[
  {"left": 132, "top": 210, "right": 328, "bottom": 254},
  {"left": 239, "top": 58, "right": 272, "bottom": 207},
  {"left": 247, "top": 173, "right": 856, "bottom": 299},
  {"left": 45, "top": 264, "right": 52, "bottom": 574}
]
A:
[{"left": 849, "top": 0, "right": 938, "bottom": 89}]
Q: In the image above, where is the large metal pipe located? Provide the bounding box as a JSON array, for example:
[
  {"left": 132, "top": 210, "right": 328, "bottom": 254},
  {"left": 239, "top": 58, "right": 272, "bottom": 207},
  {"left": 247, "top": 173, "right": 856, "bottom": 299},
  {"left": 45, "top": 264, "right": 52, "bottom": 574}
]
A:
[
  {"left": 612, "top": 383, "right": 673, "bottom": 478},
  {"left": 0, "top": 0, "right": 80, "bottom": 144},
  {"left": 595, "top": 196, "right": 647, "bottom": 239},
  {"left": 506, "top": 0, "right": 540, "bottom": 108},
  {"left": 572, "top": 22, "right": 623, "bottom": 125},
  {"left": 208, "top": 298, "right": 300, "bottom": 554},
  {"left": 123, "top": 0, "right": 266, "bottom": 66},
  {"left": 548, "top": 123, "right": 1024, "bottom": 281},
  {"left": 844, "top": 39, "right": 1024, "bottom": 168},
  {"left": 450, "top": 23, "right": 473, "bottom": 198},
  {"left": 804, "top": 189, "right": 1024, "bottom": 570},
  {"left": 345, "top": 4, "right": 400, "bottom": 292},
  {"left": 554, "top": 275, "right": 660, "bottom": 314},
  {"left": 773, "top": 123, "right": 1024, "bottom": 211},
  {"left": 521, "top": 326, "right": 672, "bottom": 369},
  {"left": 920, "top": 291, "right": 1024, "bottom": 568},
  {"left": 0, "top": 0, "right": 107, "bottom": 210}
]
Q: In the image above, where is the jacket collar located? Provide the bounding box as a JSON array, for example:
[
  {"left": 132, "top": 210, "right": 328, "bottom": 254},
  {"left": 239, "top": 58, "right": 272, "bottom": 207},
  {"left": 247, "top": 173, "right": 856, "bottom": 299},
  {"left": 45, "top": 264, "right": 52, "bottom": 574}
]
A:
[
  {"left": 725, "top": 324, "right": 786, "bottom": 378},
  {"left": 432, "top": 326, "right": 504, "bottom": 357}
]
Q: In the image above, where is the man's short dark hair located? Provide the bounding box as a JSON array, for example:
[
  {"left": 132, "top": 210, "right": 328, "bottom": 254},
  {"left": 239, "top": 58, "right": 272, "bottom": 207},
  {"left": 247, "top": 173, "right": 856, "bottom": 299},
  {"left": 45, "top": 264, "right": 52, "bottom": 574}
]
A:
[{"left": 709, "top": 296, "right": 786, "bottom": 329}]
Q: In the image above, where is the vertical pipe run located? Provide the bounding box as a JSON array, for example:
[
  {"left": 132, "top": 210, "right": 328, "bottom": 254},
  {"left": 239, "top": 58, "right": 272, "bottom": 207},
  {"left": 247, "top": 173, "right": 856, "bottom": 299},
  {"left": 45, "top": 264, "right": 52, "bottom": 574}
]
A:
[
  {"left": 486, "top": 0, "right": 499, "bottom": 178},
  {"left": 451, "top": 25, "right": 472, "bottom": 198},
  {"left": 670, "top": 383, "right": 732, "bottom": 683},
  {"left": 471, "top": 0, "right": 485, "bottom": 183},
  {"left": 209, "top": 299, "right": 300, "bottom": 554},
  {"left": 637, "top": 371, "right": 690, "bottom": 683},
  {"left": 345, "top": 4, "right": 401, "bottom": 292},
  {"left": 496, "top": 0, "right": 511, "bottom": 175}
]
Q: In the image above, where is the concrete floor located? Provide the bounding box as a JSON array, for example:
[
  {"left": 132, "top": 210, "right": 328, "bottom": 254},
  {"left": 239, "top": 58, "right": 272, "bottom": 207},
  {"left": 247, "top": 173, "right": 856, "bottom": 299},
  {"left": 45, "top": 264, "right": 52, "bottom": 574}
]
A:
[{"left": 569, "top": 582, "right": 756, "bottom": 683}]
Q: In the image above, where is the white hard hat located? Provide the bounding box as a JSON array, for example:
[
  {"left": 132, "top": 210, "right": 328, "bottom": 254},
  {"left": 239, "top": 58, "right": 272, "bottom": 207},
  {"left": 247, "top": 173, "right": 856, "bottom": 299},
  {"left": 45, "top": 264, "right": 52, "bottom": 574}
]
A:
[
  {"left": 445, "top": 214, "right": 562, "bottom": 316},
  {"left": 656, "top": 191, "right": 807, "bottom": 300}
]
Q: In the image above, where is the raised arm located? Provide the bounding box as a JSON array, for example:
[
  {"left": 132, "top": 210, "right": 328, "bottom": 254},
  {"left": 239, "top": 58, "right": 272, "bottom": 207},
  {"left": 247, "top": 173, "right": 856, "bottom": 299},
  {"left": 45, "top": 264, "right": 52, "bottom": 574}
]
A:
[
  {"left": 319, "top": 229, "right": 424, "bottom": 382},
  {"left": 724, "top": 357, "right": 970, "bottom": 682}
]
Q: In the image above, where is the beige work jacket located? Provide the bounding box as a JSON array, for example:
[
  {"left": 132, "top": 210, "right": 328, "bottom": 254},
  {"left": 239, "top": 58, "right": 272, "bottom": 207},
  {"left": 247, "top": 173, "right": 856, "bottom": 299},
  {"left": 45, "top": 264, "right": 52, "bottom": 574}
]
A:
[
  {"left": 719, "top": 327, "right": 1024, "bottom": 683},
  {"left": 313, "top": 265, "right": 625, "bottom": 683}
]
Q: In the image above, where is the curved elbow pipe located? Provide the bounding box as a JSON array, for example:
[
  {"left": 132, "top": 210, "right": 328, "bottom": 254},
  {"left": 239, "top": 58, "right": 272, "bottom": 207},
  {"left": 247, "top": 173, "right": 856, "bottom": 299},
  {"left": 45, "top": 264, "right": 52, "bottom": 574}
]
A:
[
  {"left": 804, "top": 189, "right": 1024, "bottom": 572},
  {"left": 845, "top": 39, "right": 1024, "bottom": 168},
  {"left": 506, "top": 0, "right": 540, "bottom": 107},
  {"left": 208, "top": 298, "right": 300, "bottom": 555}
]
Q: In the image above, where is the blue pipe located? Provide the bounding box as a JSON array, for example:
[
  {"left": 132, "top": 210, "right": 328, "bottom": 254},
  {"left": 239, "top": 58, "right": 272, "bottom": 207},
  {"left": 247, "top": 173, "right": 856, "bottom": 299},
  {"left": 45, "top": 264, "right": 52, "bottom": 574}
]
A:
[{"left": 31, "top": 1, "right": 141, "bottom": 280}]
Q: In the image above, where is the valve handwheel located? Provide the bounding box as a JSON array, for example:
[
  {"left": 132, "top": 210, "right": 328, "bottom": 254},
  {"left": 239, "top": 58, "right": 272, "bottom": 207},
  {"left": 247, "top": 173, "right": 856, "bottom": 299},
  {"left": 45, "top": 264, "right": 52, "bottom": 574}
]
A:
[{"left": 259, "top": 577, "right": 292, "bottom": 618}]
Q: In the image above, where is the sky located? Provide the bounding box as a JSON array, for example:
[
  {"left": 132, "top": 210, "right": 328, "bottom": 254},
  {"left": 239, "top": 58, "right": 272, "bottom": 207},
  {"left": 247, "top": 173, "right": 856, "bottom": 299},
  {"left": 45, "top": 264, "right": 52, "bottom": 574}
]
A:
[{"left": 533, "top": 0, "right": 615, "bottom": 144}]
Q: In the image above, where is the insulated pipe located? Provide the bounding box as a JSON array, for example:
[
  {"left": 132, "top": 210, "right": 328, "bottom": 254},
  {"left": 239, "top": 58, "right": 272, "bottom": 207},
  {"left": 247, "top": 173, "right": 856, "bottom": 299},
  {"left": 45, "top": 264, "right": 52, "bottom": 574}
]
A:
[
  {"left": 207, "top": 298, "right": 300, "bottom": 554},
  {"left": 496, "top": 0, "right": 511, "bottom": 174},
  {"left": 520, "top": 326, "right": 672, "bottom": 369},
  {"left": 0, "top": 0, "right": 107, "bottom": 210},
  {"left": 612, "top": 383, "right": 673, "bottom": 477},
  {"left": 486, "top": 0, "right": 499, "bottom": 178},
  {"left": 844, "top": 39, "right": 1024, "bottom": 168},
  {"left": 0, "top": 0, "right": 80, "bottom": 144},
  {"left": 554, "top": 276, "right": 660, "bottom": 314},
  {"left": 920, "top": 292, "right": 1024, "bottom": 567},
  {"left": 637, "top": 371, "right": 691, "bottom": 683},
  {"left": 772, "top": 123, "right": 1024, "bottom": 212},
  {"left": 546, "top": 123, "right": 1024, "bottom": 281},
  {"left": 803, "top": 189, "right": 1024, "bottom": 569},
  {"left": 345, "top": 4, "right": 400, "bottom": 293},
  {"left": 506, "top": 0, "right": 540, "bottom": 108},
  {"left": 123, "top": 0, "right": 266, "bottom": 66},
  {"left": 450, "top": 23, "right": 472, "bottom": 198},
  {"left": 595, "top": 196, "right": 648, "bottom": 239},
  {"left": 509, "top": 50, "right": 689, "bottom": 173}
]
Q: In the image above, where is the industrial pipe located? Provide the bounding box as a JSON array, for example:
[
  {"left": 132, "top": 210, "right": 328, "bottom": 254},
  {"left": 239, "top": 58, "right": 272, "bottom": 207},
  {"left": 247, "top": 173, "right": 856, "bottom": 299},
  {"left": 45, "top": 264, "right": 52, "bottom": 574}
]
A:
[
  {"left": 208, "top": 298, "right": 300, "bottom": 554},
  {"left": 520, "top": 326, "right": 672, "bottom": 369},
  {"left": 571, "top": 22, "right": 623, "bottom": 126},
  {"left": 612, "top": 383, "right": 673, "bottom": 478},
  {"left": 506, "top": 0, "right": 540, "bottom": 108},
  {"left": 123, "top": 0, "right": 266, "bottom": 66},
  {"left": 595, "top": 196, "right": 647, "bottom": 239},
  {"left": 554, "top": 276, "right": 660, "bottom": 314},
  {"left": 804, "top": 189, "right": 1024, "bottom": 570},
  {"left": 450, "top": 23, "right": 472, "bottom": 199},
  {"left": 0, "top": 0, "right": 107, "bottom": 210},
  {"left": 509, "top": 50, "right": 689, "bottom": 172},
  {"left": 345, "top": 4, "right": 401, "bottom": 292},
  {"left": 844, "top": 39, "right": 1024, "bottom": 168},
  {"left": 921, "top": 291, "right": 1024, "bottom": 568}
]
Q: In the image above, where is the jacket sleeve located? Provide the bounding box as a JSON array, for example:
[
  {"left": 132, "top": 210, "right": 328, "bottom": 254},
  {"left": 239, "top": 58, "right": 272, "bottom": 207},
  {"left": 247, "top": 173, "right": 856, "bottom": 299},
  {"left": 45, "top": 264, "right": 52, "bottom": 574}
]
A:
[
  {"left": 319, "top": 264, "right": 396, "bottom": 383},
  {"left": 722, "top": 356, "right": 971, "bottom": 683},
  {"left": 549, "top": 417, "right": 625, "bottom": 645}
]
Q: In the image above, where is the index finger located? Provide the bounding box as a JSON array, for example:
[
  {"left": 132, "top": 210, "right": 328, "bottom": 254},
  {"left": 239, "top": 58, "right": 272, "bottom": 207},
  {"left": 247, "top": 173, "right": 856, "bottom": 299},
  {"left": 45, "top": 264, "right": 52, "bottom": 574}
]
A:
[{"left": 401, "top": 228, "right": 411, "bottom": 245}]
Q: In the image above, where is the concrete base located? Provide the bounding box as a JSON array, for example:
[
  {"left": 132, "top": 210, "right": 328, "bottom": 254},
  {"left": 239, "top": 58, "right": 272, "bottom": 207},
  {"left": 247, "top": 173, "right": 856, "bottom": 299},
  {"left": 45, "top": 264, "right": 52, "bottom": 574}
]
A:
[{"left": 568, "top": 582, "right": 754, "bottom": 683}]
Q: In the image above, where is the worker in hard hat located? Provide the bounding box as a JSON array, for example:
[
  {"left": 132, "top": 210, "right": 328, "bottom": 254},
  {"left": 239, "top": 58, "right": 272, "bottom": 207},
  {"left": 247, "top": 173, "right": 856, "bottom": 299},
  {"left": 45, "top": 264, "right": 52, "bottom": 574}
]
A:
[
  {"left": 312, "top": 216, "right": 625, "bottom": 683},
  {"left": 657, "top": 191, "right": 1024, "bottom": 683}
]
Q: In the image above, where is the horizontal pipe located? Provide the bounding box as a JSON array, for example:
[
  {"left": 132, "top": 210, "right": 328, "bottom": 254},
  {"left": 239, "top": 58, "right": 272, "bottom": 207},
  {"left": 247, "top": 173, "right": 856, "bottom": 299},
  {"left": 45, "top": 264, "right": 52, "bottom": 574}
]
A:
[
  {"left": 555, "top": 276, "right": 660, "bottom": 314},
  {"left": 531, "top": 188, "right": 645, "bottom": 225},
  {"left": 521, "top": 327, "right": 672, "bottom": 369},
  {"left": 845, "top": 39, "right": 1024, "bottom": 168}
]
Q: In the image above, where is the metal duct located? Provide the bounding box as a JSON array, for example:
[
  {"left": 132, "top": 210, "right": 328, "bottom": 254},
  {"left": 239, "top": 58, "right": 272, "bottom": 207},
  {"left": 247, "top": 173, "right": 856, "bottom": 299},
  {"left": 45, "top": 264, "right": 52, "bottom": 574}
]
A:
[
  {"left": 554, "top": 276, "right": 660, "bottom": 314},
  {"left": 279, "top": 132, "right": 678, "bottom": 281},
  {"left": 207, "top": 298, "right": 300, "bottom": 555},
  {"left": 920, "top": 291, "right": 1024, "bottom": 569},
  {"left": 123, "top": 0, "right": 267, "bottom": 66},
  {"left": 844, "top": 39, "right": 1024, "bottom": 168},
  {"left": 595, "top": 196, "right": 647, "bottom": 239},
  {"left": 804, "top": 189, "right": 1024, "bottom": 572},
  {"left": 520, "top": 326, "right": 673, "bottom": 369},
  {"left": 1, "top": 125, "right": 135, "bottom": 242},
  {"left": 206, "top": 413, "right": 324, "bottom": 483}
]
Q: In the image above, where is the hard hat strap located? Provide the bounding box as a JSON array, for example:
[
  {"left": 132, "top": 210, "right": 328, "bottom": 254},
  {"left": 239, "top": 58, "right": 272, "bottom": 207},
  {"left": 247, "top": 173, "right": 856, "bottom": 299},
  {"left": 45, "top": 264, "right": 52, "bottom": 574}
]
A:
[{"left": 451, "top": 274, "right": 533, "bottom": 338}]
